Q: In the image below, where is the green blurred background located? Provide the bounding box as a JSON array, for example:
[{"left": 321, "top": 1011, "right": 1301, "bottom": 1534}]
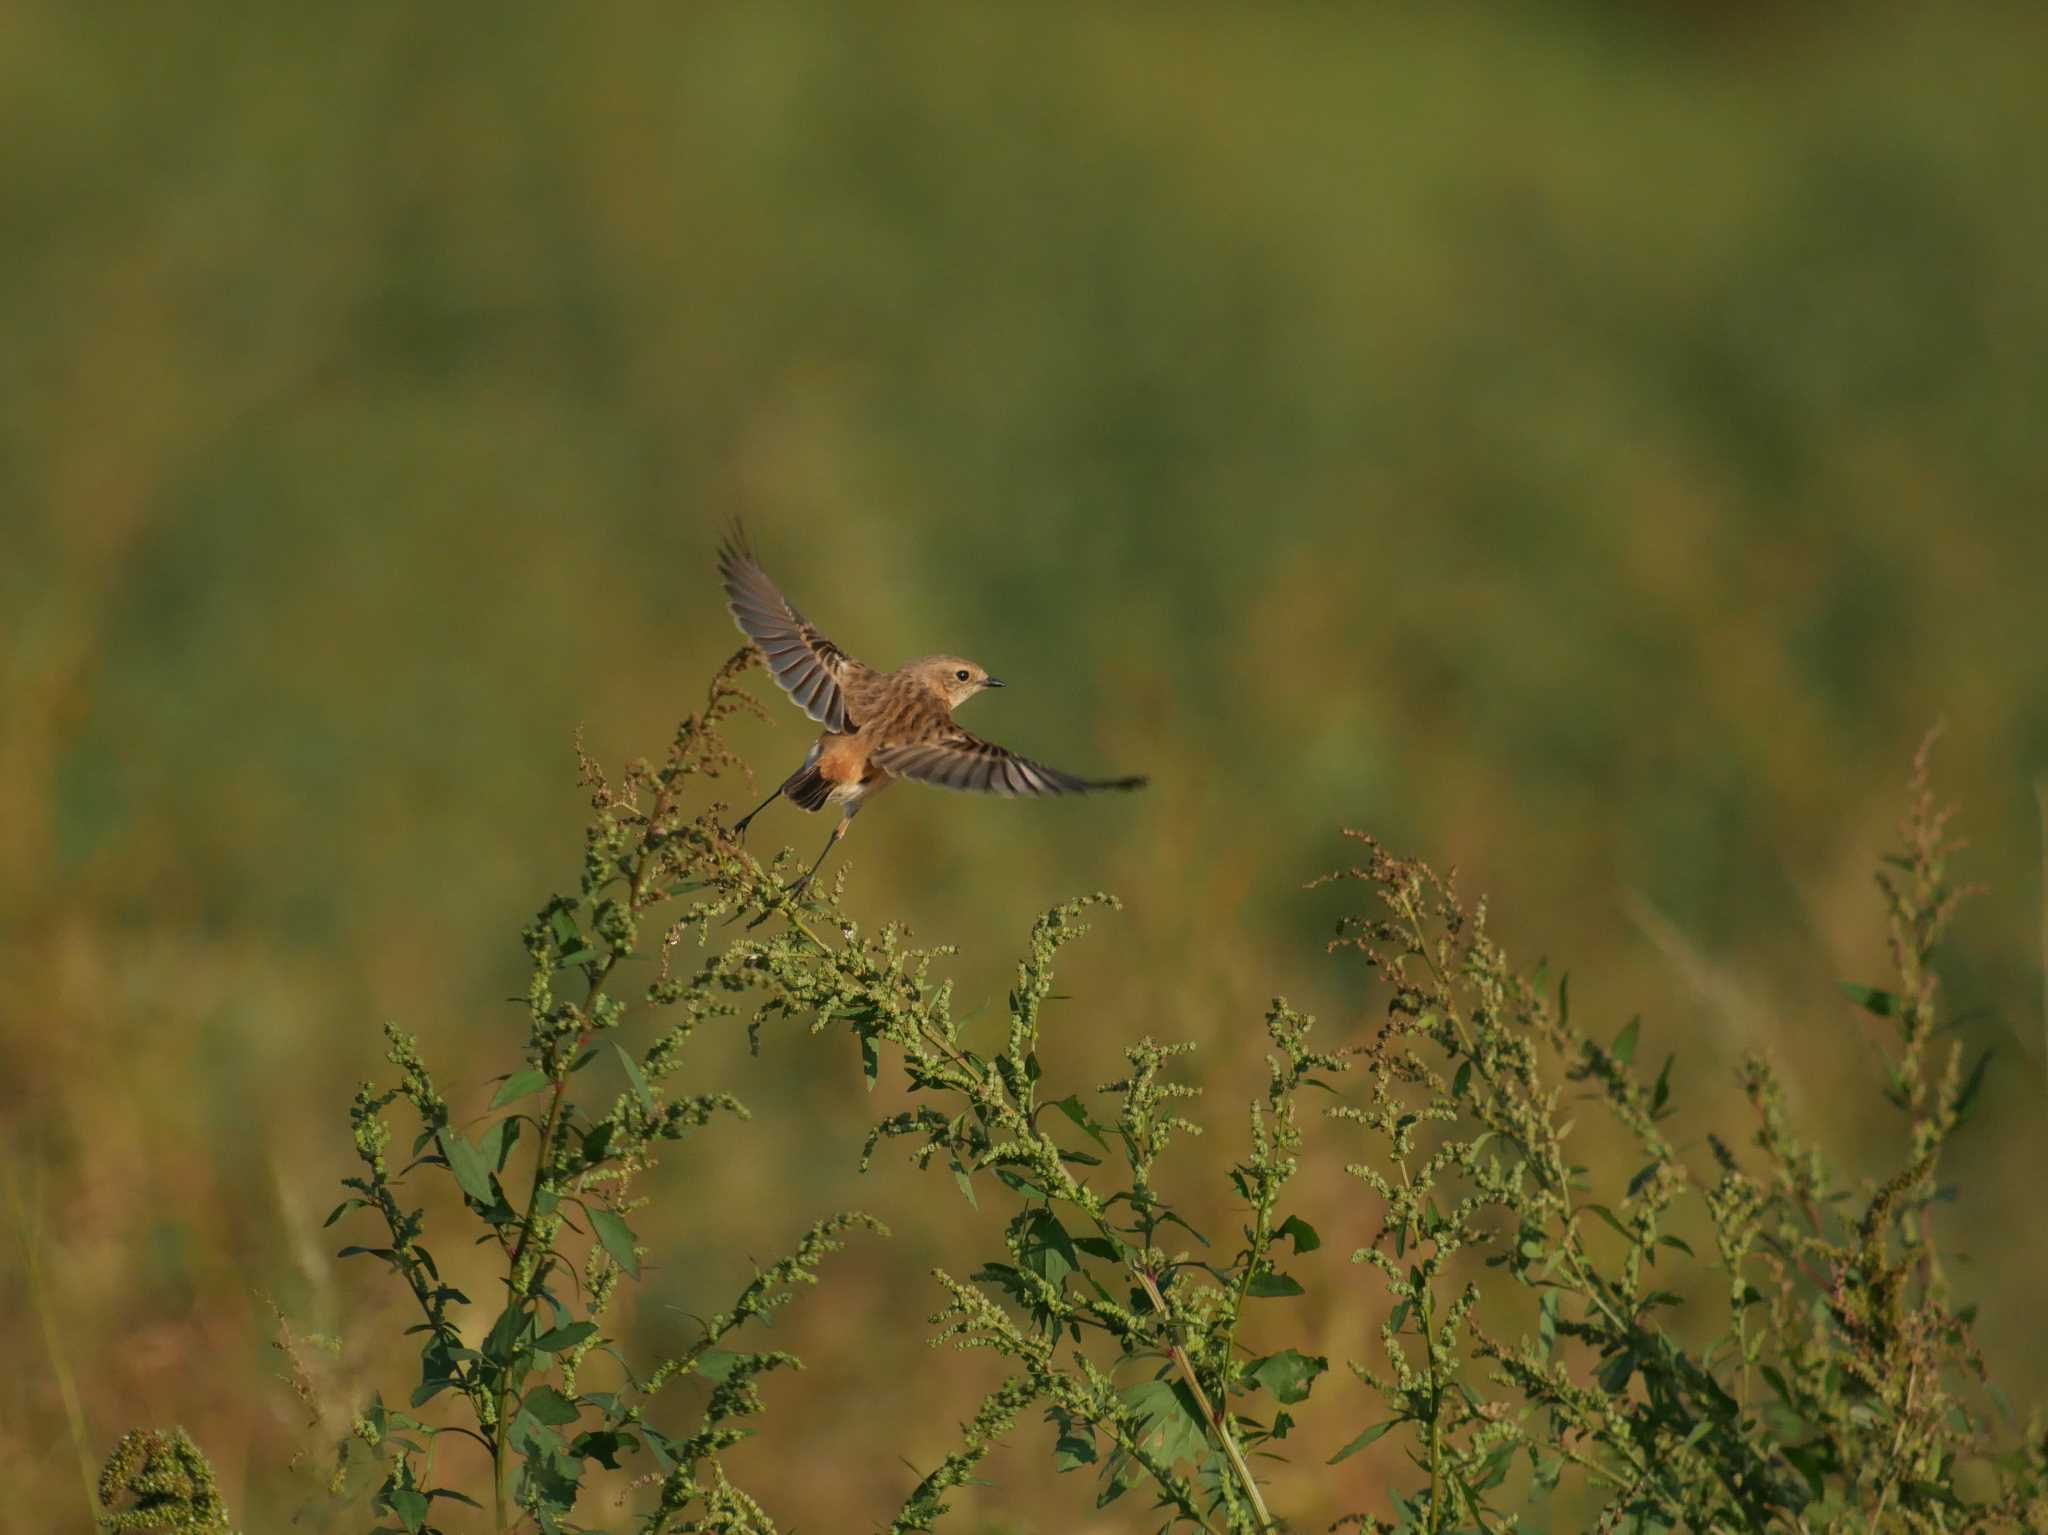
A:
[{"left": 5, "top": 4, "right": 2046, "bottom": 1529}]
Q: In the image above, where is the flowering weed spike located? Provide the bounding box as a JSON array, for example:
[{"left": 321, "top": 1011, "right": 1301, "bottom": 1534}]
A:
[{"left": 102, "top": 673, "right": 2043, "bottom": 1534}]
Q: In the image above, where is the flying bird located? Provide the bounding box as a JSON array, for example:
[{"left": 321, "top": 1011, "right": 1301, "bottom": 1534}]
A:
[{"left": 718, "top": 528, "right": 1148, "bottom": 893}]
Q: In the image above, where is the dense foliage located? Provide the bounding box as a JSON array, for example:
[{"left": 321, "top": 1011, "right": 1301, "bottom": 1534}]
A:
[{"left": 102, "top": 667, "right": 2045, "bottom": 1533}]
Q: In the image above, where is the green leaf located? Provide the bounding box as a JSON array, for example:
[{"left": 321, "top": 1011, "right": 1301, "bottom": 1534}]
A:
[
  {"left": 1451, "top": 1060, "right": 1472, "bottom": 1099},
  {"left": 1610, "top": 1017, "right": 1640, "bottom": 1067},
  {"left": 1246, "top": 1270, "right": 1304, "bottom": 1298},
  {"left": 1784, "top": 1438, "right": 1836, "bottom": 1501},
  {"left": 1018, "top": 1210, "right": 1078, "bottom": 1287},
  {"left": 438, "top": 1129, "right": 496, "bottom": 1206},
  {"left": 1840, "top": 982, "right": 1899, "bottom": 1017},
  {"left": 590, "top": 1208, "right": 641, "bottom": 1279},
  {"left": 1051, "top": 1095, "right": 1109, "bottom": 1151},
  {"left": 323, "top": 1198, "right": 367, "bottom": 1227},
  {"left": 1579, "top": 1204, "right": 1634, "bottom": 1244},
  {"left": 570, "top": 1428, "right": 635, "bottom": 1469},
  {"left": 1277, "top": 1214, "right": 1321, "bottom": 1254},
  {"left": 532, "top": 1322, "right": 597, "bottom": 1354},
  {"left": 1248, "top": 1349, "right": 1327, "bottom": 1405},
  {"left": 1119, "top": 1380, "right": 1207, "bottom": 1467},
  {"left": 993, "top": 1169, "right": 1050, "bottom": 1200},
  {"left": 1650, "top": 1053, "right": 1675, "bottom": 1118},
  {"left": 1595, "top": 1349, "right": 1634, "bottom": 1393},
  {"left": 479, "top": 1116, "right": 521, "bottom": 1174},
  {"left": 491, "top": 1069, "right": 550, "bottom": 1109},
  {"left": 1953, "top": 1046, "right": 1996, "bottom": 1125},
  {"left": 694, "top": 1348, "right": 742, "bottom": 1381},
  {"left": 483, "top": 1302, "right": 531, "bottom": 1366},
  {"left": 388, "top": 1486, "right": 429, "bottom": 1533},
  {"left": 1328, "top": 1419, "right": 1394, "bottom": 1464},
  {"left": 1053, "top": 1428, "right": 1097, "bottom": 1471},
  {"left": 522, "top": 1386, "right": 581, "bottom": 1426},
  {"left": 613, "top": 1044, "right": 655, "bottom": 1115}
]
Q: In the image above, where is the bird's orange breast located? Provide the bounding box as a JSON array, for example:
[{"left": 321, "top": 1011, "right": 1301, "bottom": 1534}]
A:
[{"left": 814, "top": 733, "right": 875, "bottom": 785}]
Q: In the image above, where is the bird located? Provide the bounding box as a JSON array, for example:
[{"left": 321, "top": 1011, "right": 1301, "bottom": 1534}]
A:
[{"left": 717, "top": 527, "right": 1149, "bottom": 894}]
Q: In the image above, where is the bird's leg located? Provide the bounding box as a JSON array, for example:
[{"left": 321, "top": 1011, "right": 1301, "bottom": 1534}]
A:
[
  {"left": 729, "top": 782, "right": 784, "bottom": 842},
  {"left": 787, "top": 806, "right": 858, "bottom": 897}
]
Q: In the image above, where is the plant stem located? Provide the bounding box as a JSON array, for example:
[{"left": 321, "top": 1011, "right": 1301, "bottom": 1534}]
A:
[
  {"left": 1134, "top": 1268, "right": 1272, "bottom": 1531},
  {"left": 1422, "top": 1284, "right": 1444, "bottom": 1534},
  {"left": 494, "top": 792, "right": 674, "bottom": 1532}
]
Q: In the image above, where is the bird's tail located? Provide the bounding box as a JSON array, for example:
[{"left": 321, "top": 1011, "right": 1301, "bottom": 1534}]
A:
[{"left": 780, "top": 756, "right": 835, "bottom": 813}]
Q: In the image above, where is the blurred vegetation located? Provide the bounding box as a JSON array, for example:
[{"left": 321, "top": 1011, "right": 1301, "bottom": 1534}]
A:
[{"left": 4, "top": 3, "right": 2046, "bottom": 1530}]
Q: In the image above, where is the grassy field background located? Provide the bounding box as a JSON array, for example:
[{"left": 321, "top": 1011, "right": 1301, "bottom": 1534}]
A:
[{"left": 5, "top": 5, "right": 2046, "bottom": 1529}]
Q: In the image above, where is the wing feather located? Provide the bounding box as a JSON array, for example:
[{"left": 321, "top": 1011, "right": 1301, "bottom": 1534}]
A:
[
  {"left": 719, "top": 530, "right": 856, "bottom": 731},
  {"left": 874, "top": 727, "right": 1148, "bottom": 799}
]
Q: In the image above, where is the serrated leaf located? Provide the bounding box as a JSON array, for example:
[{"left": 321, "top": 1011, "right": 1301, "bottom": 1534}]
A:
[
  {"left": 438, "top": 1129, "right": 496, "bottom": 1206},
  {"left": 1248, "top": 1348, "right": 1327, "bottom": 1405},
  {"left": 1119, "top": 1379, "right": 1207, "bottom": 1467},
  {"left": 1329, "top": 1419, "right": 1394, "bottom": 1464},
  {"left": 570, "top": 1428, "right": 634, "bottom": 1469},
  {"left": 1278, "top": 1214, "right": 1322, "bottom": 1254},
  {"left": 590, "top": 1208, "right": 640, "bottom": 1279},
  {"left": 522, "top": 1386, "right": 581, "bottom": 1426},
  {"left": 1018, "top": 1209, "right": 1078, "bottom": 1287},
  {"left": 1053, "top": 1429, "right": 1097, "bottom": 1471}
]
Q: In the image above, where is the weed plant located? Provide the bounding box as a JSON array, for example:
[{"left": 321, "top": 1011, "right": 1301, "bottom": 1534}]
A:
[{"left": 99, "top": 662, "right": 2045, "bottom": 1533}]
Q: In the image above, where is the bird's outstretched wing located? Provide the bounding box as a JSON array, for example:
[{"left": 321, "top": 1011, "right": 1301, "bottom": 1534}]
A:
[
  {"left": 875, "top": 726, "right": 1148, "bottom": 798},
  {"left": 718, "top": 529, "right": 858, "bottom": 732}
]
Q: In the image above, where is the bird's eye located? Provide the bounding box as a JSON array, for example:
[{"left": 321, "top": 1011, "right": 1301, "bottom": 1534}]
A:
[{"left": 955, "top": 669, "right": 971, "bottom": 682}]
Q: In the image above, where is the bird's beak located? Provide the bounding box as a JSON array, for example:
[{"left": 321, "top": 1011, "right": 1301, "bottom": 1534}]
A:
[{"left": 983, "top": 676, "right": 1007, "bottom": 688}]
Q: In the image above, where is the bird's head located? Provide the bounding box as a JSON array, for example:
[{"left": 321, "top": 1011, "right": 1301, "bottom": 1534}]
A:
[{"left": 912, "top": 655, "right": 1006, "bottom": 709}]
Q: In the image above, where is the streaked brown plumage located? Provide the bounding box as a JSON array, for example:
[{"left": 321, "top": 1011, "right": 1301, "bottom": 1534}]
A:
[{"left": 719, "top": 527, "right": 1148, "bottom": 891}]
